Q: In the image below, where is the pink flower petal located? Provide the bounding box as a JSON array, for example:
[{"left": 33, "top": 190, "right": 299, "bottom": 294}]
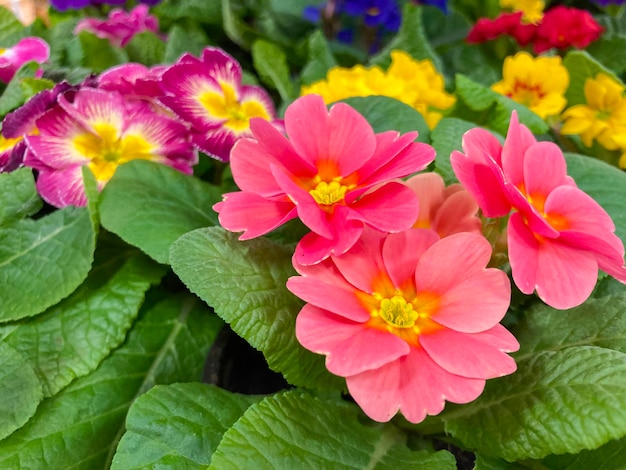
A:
[
  {"left": 214, "top": 192, "right": 296, "bottom": 240},
  {"left": 471, "top": 324, "right": 520, "bottom": 353},
  {"left": 382, "top": 228, "right": 439, "bottom": 290},
  {"left": 294, "top": 231, "right": 336, "bottom": 266},
  {"left": 501, "top": 111, "right": 537, "bottom": 187},
  {"left": 284, "top": 95, "right": 377, "bottom": 174},
  {"left": 420, "top": 328, "right": 518, "bottom": 379},
  {"left": 295, "top": 305, "right": 408, "bottom": 377},
  {"left": 36, "top": 165, "right": 87, "bottom": 208},
  {"left": 522, "top": 141, "right": 570, "bottom": 200},
  {"left": 507, "top": 212, "right": 540, "bottom": 295},
  {"left": 432, "top": 189, "right": 482, "bottom": 236},
  {"left": 286, "top": 276, "right": 370, "bottom": 322},
  {"left": 349, "top": 182, "right": 419, "bottom": 232},
  {"left": 199, "top": 47, "right": 243, "bottom": 84}
]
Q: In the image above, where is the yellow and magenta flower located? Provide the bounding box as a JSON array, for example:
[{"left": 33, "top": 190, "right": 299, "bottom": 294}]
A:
[
  {"left": 159, "top": 47, "right": 280, "bottom": 162},
  {"left": 300, "top": 50, "right": 455, "bottom": 129},
  {"left": 24, "top": 88, "right": 197, "bottom": 208},
  {"left": 561, "top": 73, "right": 626, "bottom": 151},
  {"left": 0, "top": 37, "right": 49, "bottom": 83},
  {"left": 491, "top": 52, "right": 569, "bottom": 119},
  {"left": 499, "top": 0, "right": 545, "bottom": 24}
]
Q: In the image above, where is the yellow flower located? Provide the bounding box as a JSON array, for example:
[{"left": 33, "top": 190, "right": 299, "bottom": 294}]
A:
[
  {"left": 561, "top": 73, "right": 626, "bottom": 151},
  {"left": 491, "top": 52, "right": 569, "bottom": 119},
  {"left": 500, "top": 0, "right": 545, "bottom": 24},
  {"left": 300, "top": 50, "right": 455, "bottom": 129}
]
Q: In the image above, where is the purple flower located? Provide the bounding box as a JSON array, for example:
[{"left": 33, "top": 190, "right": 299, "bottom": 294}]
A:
[
  {"left": 415, "top": 0, "right": 448, "bottom": 13},
  {"left": 49, "top": 0, "right": 161, "bottom": 11},
  {"left": 591, "top": 0, "right": 626, "bottom": 5},
  {"left": 339, "top": 0, "right": 401, "bottom": 32}
]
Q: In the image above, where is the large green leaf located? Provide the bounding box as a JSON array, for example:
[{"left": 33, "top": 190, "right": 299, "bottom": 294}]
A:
[
  {"left": 0, "top": 206, "right": 95, "bottom": 322},
  {"left": 252, "top": 39, "right": 295, "bottom": 102},
  {"left": 0, "top": 292, "right": 223, "bottom": 469},
  {"left": 542, "top": 435, "right": 626, "bottom": 469},
  {"left": 442, "top": 294, "right": 626, "bottom": 461},
  {"left": 210, "top": 391, "right": 456, "bottom": 469},
  {"left": 111, "top": 383, "right": 259, "bottom": 469},
  {"left": 341, "top": 96, "right": 430, "bottom": 143},
  {"left": 0, "top": 62, "right": 41, "bottom": 115},
  {"left": 77, "top": 31, "right": 128, "bottom": 73},
  {"left": 430, "top": 117, "right": 481, "bottom": 184},
  {"left": 99, "top": 160, "right": 222, "bottom": 264},
  {"left": 170, "top": 226, "right": 343, "bottom": 390},
  {"left": 564, "top": 153, "right": 626, "bottom": 244},
  {"left": 299, "top": 29, "right": 337, "bottom": 86},
  {"left": 0, "top": 242, "right": 164, "bottom": 397},
  {"left": 124, "top": 31, "right": 165, "bottom": 66},
  {"left": 0, "top": 343, "right": 42, "bottom": 441},
  {"left": 0, "top": 7, "right": 27, "bottom": 45},
  {"left": 0, "top": 167, "right": 41, "bottom": 225},
  {"left": 163, "top": 23, "right": 210, "bottom": 63},
  {"left": 563, "top": 51, "right": 618, "bottom": 107}
]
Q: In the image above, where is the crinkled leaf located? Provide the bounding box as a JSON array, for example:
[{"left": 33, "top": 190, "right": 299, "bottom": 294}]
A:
[
  {"left": 99, "top": 160, "right": 222, "bottom": 264},
  {"left": 0, "top": 206, "right": 95, "bottom": 322},
  {"left": 0, "top": 62, "right": 40, "bottom": 115},
  {"left": 0, "top": 167, "right": 41, "bottom": 225},
  {"left": 77, "top": 31, "right": 128, "bottom": 73},
  {"left": 474, "top": 454, "right": 528, "bottom": 470},
  {"left": 0, "top": 7, "right": 26, "bottom": 45},
  {"left": 299, "top": 29, "right": 337, "bottom": 86},
  {"left": 430, "top": 117, "right": 481, "bottom": 184},
  {"left": 19, "top": 77, "right": 55, "bottom": 99},
  {"left": 564, "top": 152, "right": 626, "bottom": 244},
  {"left": 586, "top": 35, "right": 626, "bottom": 76},
  {"left": 0, "top": 292, "right": 223, "bottom": 469},
  {"left": 0, "top": 241, "right": 165, "bottom": 397},
  {"left": 125, "top": 31, "right": 165, "bottom": 66},
  {"left": 163, "top": 23, "right": 209, "bottom": 63},
  {"left": 563, "top": 50, "right": 618, "bottom": 107},
  {"left": 169, "top": 226, "right": 343, "bottom": 390},
  {"left": 0, "top": 342, "right": 42, "bottom": 441},
  {"left": 341, "top": 96, "right": 430, "bottom": 143},
  {"left": 542, "top": 435, "right": 626, "bottom": 470},
  {"left": 155, "top": 0, "right": 222, "bottom": 24},
  {"left": 211, "top": 391, "right": 456, "bottom": 469},
  {"left": 111, "top": 383, "right": 259, "bottom": 469},
  {"left": 252, "top": 39, "right": 295, "bottom": 102},
  {"left": 455, "top": 74, "right": 548, "bottom": 135},
  {"left": 371, "top": 3, "right": 442, "bottom": 73}
]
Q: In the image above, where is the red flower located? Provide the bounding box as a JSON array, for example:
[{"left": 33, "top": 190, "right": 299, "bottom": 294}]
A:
[
  {"left": 467, "top": 12, "right": 536, "bottom": 47},
  {"left": 534, "top": 6, "right": 604, "bottom": 53}
]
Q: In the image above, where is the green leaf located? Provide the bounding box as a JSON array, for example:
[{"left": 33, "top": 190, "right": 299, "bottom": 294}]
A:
[
  {"left": 371, "top": 3, "right": 442, "bottom": 73},
  {"left": 211, "top": 391, "right": 456, "bottom": 469},
  {"left": 542, "top": 435, "right": 626, "bottom": 470},
  {"left": 169, "top": 226, "right": 343, "bottom": 390},
  {"left": 155, "top": 0, "right": 222, "bottom": 24},
  {"left": 563, "top": 50, "right": 618, "bottom": 107},
  {"left": 0, "top": 242, "right": 164, "bottom": 397},
  {"left": 299, "top": 29, "right": 337, "bottom": 86},
  {"left": 111, "top": 383, "right": 259, "bottom": 469},
  {"left": 586, "top": 35, "right": 626, "bottom": 76},
  {"left": 124, "top": 31, "right": 165, "bottom": 66},
  {"left": 252, "top": 39, "right": 295, "bottom": 102},
  {"left": 0, "top": 207, "right": 95, "bottom": 322},
  {"left": 0, "top": 62, "right": 40, "bottom": 115},
  {"left": 0, "top": 7, "right": 27, "bottom": 45},
  {"left": 163, "top": 23, "right": 210, "bottom": 63},
  {"left": 82, "top": 165, "right": 100, "bottom": 232},
  {"left": 0, "top": 343, "right": 42, "bottom": 441},
  {"left": 0, "top": 292, "right": 223, "bottom": 469},
  {"left": 99, "top": 160, "right": 222, "bottom": 264},
  {"left": 454, "top": 74, "right": 548, "bottom": 135},
  {"left": 77, "top": 31, "right": 128, "bottom": 73},
  {"left": 0, "top": 167, "right": 42, "bottom": 225},
  {"left": 564, "top": 153, "right": 626, "bottom": 245},
  {"left": 340, "top": 96, "right": 430, "bottom": 143},
  {"left": 220, "top": 0, "right": 264, "bottom": 49},
  {"left": 474, "top": 453, "right": 528, "bottom": 470},
  {"left": 19, "top": 77, "right": 55, "bottom": 98},
  {"left": 430, "top": 117, "right": 480, "bottom": 184},
  {"left": 443, "top": 346, "right": 626, "bottom": 461}
]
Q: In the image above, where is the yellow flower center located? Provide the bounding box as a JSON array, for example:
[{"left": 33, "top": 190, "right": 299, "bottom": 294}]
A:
[
  {"left": 0, "top": 134, "right": 22, "bottom": 152},
  {"left": 379, "top": 295, "right": 418, "bottom": 328},
  {"left": 309, "top": 179, "right": 349, "bottom": 206},
  {"left": 199, "top": 82, "right": 270, "bottom": 133},
  {"left": 72, "top": 122, "right": 154, "bottom": 182},
  {"left": 510, "top": 79, "right": 544, "bottom": 107}
]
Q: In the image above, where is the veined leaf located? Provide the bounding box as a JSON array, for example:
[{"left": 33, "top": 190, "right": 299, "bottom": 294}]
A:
[
  {"left": 563, "top": 51, "right": 618, "bottom": 108},
  {"left": 252, "top": 39, "right": 295, "bottom": 102},
  {"left": 0, "top": 167, "right": 41, "bottom": 225},
  {"left": 430, "top": 117, "right": 481, "bottom": 185}
]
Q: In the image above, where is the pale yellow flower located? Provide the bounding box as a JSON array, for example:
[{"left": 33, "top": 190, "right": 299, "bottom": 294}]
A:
[
  {"left": 491, "top": 52, "right": 569, "bottom": 119},
  {"left": 561, "top": 73, "right": 626, "bottom": 151},
  {"left": 500, "top": 0, "right": 545, "bottom": 24},
  {"left": 300, "top": 50, "right": 455, "bottom": 129}
]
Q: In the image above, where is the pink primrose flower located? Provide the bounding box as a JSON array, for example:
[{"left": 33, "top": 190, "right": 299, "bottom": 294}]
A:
[
  {"left": 159, "top": 47, "right": 281, "bottom": 162},
  {"left": 98, "top": 62, "right": 167, "bottom": 100},
  {"left": 405, "top": 172, "right": 482, "bottom": 237},
  {"left": 74, "top": 5, "right": 162, "bottom": 48},
  {"left": 24, "top": 87, "right": 197, "bottom": 207},
  {"left": 0, "top": 37, "right": 49, "bottom": 83},
  {"left": 451, "top": 111, "right": 626, "bottom": 309},
  {"left": 214, "top": 94, "right": 436, "bottom": 265},
  {"left": 287, "top": 228, "right": 518, "bottom": 423}
]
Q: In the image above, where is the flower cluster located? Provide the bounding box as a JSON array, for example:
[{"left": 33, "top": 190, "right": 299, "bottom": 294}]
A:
[{"left": 301, "top": 49, "right": 455, "bottom": 129}]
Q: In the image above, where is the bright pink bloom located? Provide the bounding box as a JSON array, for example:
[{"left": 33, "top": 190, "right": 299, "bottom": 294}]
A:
[
  {"left": 24, "top": 88, "right": 196, "bottom": 207},
  {"left": 98, "top": 62, "right": 167, "bottom": 100},
  {"left": 451, "top": 112, "right": 626, "bottom": 309},
  {"left": 288, "top": 228, "right": 517, "bottom": 423},
  {"left": 214, "top": 94, "right": 435, "bottom": 265},
  {"left": 74, "top": 5, "right": 162, "bottom": 47},
  {"left": 0, "top": 37, "right": 49, "bottom": 83},
  {"left": 159, "top": 47, "right": 280, "bottom": 162},
  {"left": 405, "top": 172, "right": 482, "bottom": 237},
  {"left": 534, "top": 6, "right": 603, "bottom": 53},
  {"left": 467, "top": 12, "right": 536, "bottom": 47}
]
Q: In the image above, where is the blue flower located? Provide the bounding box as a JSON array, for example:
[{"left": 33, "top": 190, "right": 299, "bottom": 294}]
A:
[{"left": 338, "top": 0, "right": 402, "bottom": 32}]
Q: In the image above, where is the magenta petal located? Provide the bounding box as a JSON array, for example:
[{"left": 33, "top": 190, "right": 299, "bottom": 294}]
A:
[
  {"left": 522, "top": 142, "right": 569, "bottom": 199},
  {"left": 215, "top": 192, "right": 296, "bottom": 240},
  {"left": 294, "top": 231, "right": 335, "bottom": 266},
  {"left": 501, "top": 111, "right": 537, "bottom": 187},
  {"left": 350, "top": 182, "right": 418, "bottom": 232},
  {"left": 286, "top": 276, "right": 370, "bottom": 322},
  {"left": 36, "top": 166, "right": 87, "bottom": 208},
  {"left": 382, "top": 229, "right": 439, "bottom": 290},
  {"left": 199, "top": 47, "right": 243, "bottom": 84},
  {"left": 420, "top": 329, "right": 518, "bottom": 379},
  {"left": 229, "top": 137, "right": 283, "bottom": 195}
]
